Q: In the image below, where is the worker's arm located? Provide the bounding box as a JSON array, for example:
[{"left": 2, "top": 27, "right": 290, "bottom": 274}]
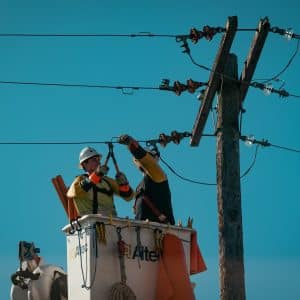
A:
[
  {"left": 136, "top": 150, "right": 167, "bottom": 183},
  {"left": 119, "top": 134, "right": 167, "bottom": 182},
  {"left": 104, "top": 176, "right": 134, "bottom": 201},
  {"left": 67, "top": 175, "right": 90, "bottom": 198}
]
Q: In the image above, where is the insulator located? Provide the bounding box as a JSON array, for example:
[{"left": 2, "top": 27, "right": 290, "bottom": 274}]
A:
[
  {"left": 279, "top": 89, "right": 289, "bottom": 98},
  {"left": 284, "top": 28, "right": 294, "bottom": 40},
  {"left": 171, "top": 130, "right": 182, "bottom": 144},
  {"left": 173, "top": 81, "right": 187, "bottom": 96},
  {"left": 263, "top": 84, "right": 273, "bottom": 96},
  {"left": 203, "top": 25, "right": 216, "bottom": 41},
  {"left": 159, "top": 78, "right": 171, "bottom": 90},
  {"left": 180, "top": 39, "right": 190, "bottom": 54},
  {"left": 189, "top": 28, "right": 203, "bottom": 44},
  {"left": 159, "top": 133, "right": 172, "bottom": 147},
  {"left": 187, "top": 79, "right": 202, "bottom": 93}
]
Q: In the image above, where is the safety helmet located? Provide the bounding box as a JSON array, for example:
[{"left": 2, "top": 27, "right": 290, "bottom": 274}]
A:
[{"left": 79, "top": 147, "right": 102, "bottom": 167}]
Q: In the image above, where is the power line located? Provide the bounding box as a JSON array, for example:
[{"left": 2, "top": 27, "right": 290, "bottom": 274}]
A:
[
  {"left": 160, "top": 143, "right": 260, "bottom": 186},
  {"left": 269, "top": 143, "right": 300, "bottom": 153},
  {"left": 184, "top": 49, "right": 300, "bottom": 99},
  {"left": 159, "top": 155, "right": 216, "bottom": 186},
  {"left": 0, "top": 141, "right": 110, "bottom": 145},
  {"left": 0, "top": 27, "right": 298, "bottom": 40},
  {"left": 1, "top": 75, "right": 299, "bottom": 99},
  {"left": 0, "top": 80, "right": 159, "bottom": 92},
  {"left": 240, "top": 145, "right": 259, "bottom": 179},
  {"left": 0, "top": 32, "right": 178, "bottom": 38},
  {"left": 254, "top": 39, "right": 300, "bottom": 83},
  {"left": 270, "top": 27, "right": 300, "bottom": 40},
  {"left": 0, "top": 131, "right": 200, "bottom": 146},
  {"left": 0, "top": 135, "right": 299, "bottom": 154},
  {"left": 288, "top": 93, "right": 300, "bottom": 98},
  {"left": 240, "top": 135, "right": 300, "bottom": 154}
]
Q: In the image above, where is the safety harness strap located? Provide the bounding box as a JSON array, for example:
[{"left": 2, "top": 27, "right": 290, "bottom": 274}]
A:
[
  {"left": 142, "top": 195, "right": 165, "bottom": 221},
  {"left": 92, "top": 178, "right": 113, "bottom": 214}
]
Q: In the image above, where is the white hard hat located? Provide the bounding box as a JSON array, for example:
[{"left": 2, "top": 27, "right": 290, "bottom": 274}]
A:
[{"left": 79, "top": 147, "right": 102, "bottom": 167}]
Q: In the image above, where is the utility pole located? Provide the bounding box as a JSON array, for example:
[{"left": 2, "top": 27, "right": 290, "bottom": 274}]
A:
[
  {"left": 190, "top": 16, "right": 270, "bottom": 300},
  {"left": 216, "top": 53, "right": 245, "bottom": 299}
]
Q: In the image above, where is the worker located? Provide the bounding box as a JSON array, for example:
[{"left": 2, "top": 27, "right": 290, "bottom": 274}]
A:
[
  {"left": 119, "top": 135, "right": 175, "bottom": 225},
  {"left": 10, "top": 241, "right": 67, "bottom": 300},
  {"left": 67, "top": 146, "right": 134, "bottom": 216}
]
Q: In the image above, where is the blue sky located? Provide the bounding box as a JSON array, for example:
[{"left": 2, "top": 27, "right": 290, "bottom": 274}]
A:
[{"left": 1, "top": 1, "right": 300, "bottom": 299}]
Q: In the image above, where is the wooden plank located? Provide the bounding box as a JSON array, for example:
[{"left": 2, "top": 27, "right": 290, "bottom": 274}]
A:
[
  {"left": 190, "top": 16, "right": 238, "bottom": 147},
  {"left": 52, "top": 176, "right": 69, "bottom": 216},
  {"left": 239, "top": 17, "right": 270, "bottom": 103},
  {"left": 52, "top": 175, "right": 79, "bottom": 220}
]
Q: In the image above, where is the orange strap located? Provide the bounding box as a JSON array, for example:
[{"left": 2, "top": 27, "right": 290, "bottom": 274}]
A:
[
  {"left": 89, "top": 172, "right": 101, "bottom": 184},
  {"left": 119, "top": 184, "right": 130, "bottom": 192},
  {"left": 142, "top": 195, "right": 163, "bottom": 219}
]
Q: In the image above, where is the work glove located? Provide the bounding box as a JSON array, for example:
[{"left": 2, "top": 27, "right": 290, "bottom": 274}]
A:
[
  {"left": 119, "top": 134, "right": 139, "bottom": 153},
  {"left": 115, "top": 172, "right": 129, "bottom": 185},
  {"left": 118, "top": 134, "right": 135, "bottom": 145},
  {"left": 95, "top": 165, "right": 109, "bottom": 177}
]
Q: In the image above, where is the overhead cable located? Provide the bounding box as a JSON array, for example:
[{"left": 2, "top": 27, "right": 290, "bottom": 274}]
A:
[
  {"left": 159, "top": 156, "right": 216, "bottom": 186},
  {"left": 270, "top": 27, "right": 300, "bottom": 40},
  {"left": 254, "top": 39, "right": 300, "bottom": 83},
  {"left": 0, "top": 32, "right": 177, "bottom": 38},
  {"left": 240, "top": 145, "right": 259, "bottom": 179},
  {"left": 269, "top": 143, "right": 300, "bottom": 153},
  {"left": 240, "top": 135, "right": 300, "bottom": 154},
  {"left": 0, "top": 80, "right": 159, "bottom": 92},
  {"left": 1, "top": 26, "right": 298, "bottom": 41},
  {"left": 184, "top": 48, "right": 300, "bottom": 99},
  {"left": 160, "top": 142, "right": 261, "bottom": 185}
]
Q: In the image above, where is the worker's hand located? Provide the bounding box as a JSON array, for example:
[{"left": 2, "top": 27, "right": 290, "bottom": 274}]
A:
[
  {"left": 118, "top": 134, "right": 135, "bottom": 145},
  {"left": 115, "top": 172, "right": 129, "bottom": 185},
  {"left": 158, "top": 214, "right": 167, "bottom": 223},
  {"left": 95, "top": 165, "right": 109, "bottom": 177},
  {"left": 119, "top": 134, "right": 139, "bottom": 153}
]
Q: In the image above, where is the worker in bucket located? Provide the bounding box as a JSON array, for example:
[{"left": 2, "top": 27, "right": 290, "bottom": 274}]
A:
[
  {"left": 119, "top": 135, "right": 175, "bottom": 225},
  {"left": 67, "top": 146, "right": 134, "bottom": 216},
  {"left": 10, "top": 241, "right": 67, "bottom": 300}
]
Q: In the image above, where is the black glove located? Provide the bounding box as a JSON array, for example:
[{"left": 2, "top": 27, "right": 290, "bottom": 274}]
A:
[
  {"left": 115, "top": 172, "right": 129, "bottom": 185},
  {"left": 118, "top": 134, "right": 135, "bottom": 145},
  {"left": 95, "top": 165, "right": 109, "bottom": 177}
]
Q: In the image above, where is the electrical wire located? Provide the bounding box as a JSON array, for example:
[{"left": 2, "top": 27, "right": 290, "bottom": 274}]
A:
[
  {"left": 159, "top": 155, "right": 216, "bottom": 186},
  {"left": 269, "top": 143, "right": 300, "bottom": 153},
  {"left": 186, "top": 51, "right": 300, "bottom": 99},
  {"left": 288, "top": 93, "right": 300, "bottom": 98},
  {"left": 0, "top": 28, "right": 259, "bottom": 39},
  {"left": 0, "top": 28, "right": 284, "bottom": 39},
  {"left": 240, "top": 145, "right": 259, "bottom": 179},
  {"left": 0, "top": 141, "right": 110, "bottom": 145},
  {"left": 0, "top": 80, "right": 159, "bottom": 91},
  {"left": 159, "top": 145, "right": 261, "bottom": 186},
  {"left": 254, "top": 39, "right": 300, "bottom": 83},
  {"left": 0, "top": 137, "right": 299, "bottom": 156},
  {"left": 0, "top": 41, "right": 299, "bottom": 98},
  {"left": 187, "top": 53, "right": 212, "bottom": 72},
  {"left": 0, "top": 32, "right": 178, "bottom": 38}
]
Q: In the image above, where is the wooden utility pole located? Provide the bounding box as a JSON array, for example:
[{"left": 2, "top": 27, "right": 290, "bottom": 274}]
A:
[
  {"left": 190, "top": 16, "right": 237, "bottom": 146},
  {"left": 190, "top": 16, "right": 270, "bottom": 300},
  {"left": 216, "top": 53, "right": 245, "bottom": 299}
]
